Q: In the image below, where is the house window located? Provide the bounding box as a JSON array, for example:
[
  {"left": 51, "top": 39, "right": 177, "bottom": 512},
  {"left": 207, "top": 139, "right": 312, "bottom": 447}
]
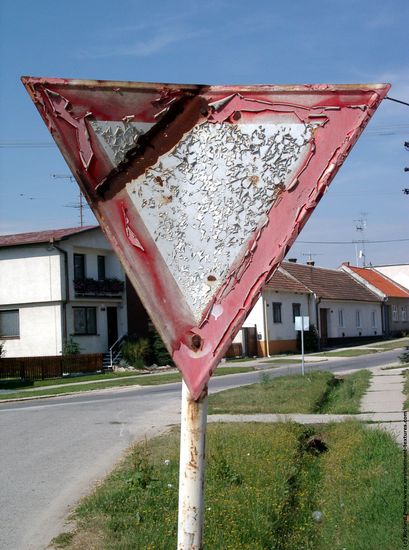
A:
[
  {"left": 74, "top": 254, "right": 85, "bottom": 280},
  {"left": 0, "top": 309, "right": 20, "bottom": 338},
  {"left": 272, "top": 302, "right": 282, "bottom": 323},
  {"left": 292, "top": 303, "right": 301, "bottom": 322},
  {"left": 356, "top": 310, "right": 361, "bottom": 328},
  {"left": 338, "top": 309, "right": 344, "bottom": 328},
  {"left": 97, "top": 255, "right": 106, "bottom": 280},
  {"left": 402, "top": 306, "right": 408, "bottom": 322},
  {"left": 392, "top": 305, "right": 399, "bottom": 322},
  {"left": 371, "top": 311, "right": 377, "bottom": 329},
  {"left": 73, "top": 307, "right": 97, "bottom": 335}
]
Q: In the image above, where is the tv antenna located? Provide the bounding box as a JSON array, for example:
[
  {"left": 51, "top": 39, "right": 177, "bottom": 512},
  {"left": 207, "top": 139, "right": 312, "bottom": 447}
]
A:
[
  {"left": 301, "top": 251, "right": 324, "bottom": 265},
  {"left": 51, "top": 174, "right": 88, "bottom": 227},
  {"left": 353, "top": 213, "right": 368, "bottom": 266}
]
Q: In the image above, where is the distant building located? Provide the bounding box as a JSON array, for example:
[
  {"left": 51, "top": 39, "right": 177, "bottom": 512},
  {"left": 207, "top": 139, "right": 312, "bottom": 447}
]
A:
[
  {"left": 0, "top": 226, "right": 131, "bottom": 357},
  {"left": 341, "top": 263, "right": 409, "bottom": 336},
  {"left": 374, "top": 264, "right": 409, "bottom": 293},
  {"left": 230, "top": 260, "right": 383, "bottom": 357}
]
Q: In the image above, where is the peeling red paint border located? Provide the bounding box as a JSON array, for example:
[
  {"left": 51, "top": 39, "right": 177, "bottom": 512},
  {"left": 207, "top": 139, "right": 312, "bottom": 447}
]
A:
[{"left": 22, "top": 77, "right": 390, "bottom": 399}]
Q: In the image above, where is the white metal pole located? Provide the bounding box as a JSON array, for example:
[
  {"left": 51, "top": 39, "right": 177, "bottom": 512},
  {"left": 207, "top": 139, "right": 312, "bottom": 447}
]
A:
[
  {"left": 177, "top": 380, "right": 208, "bottom": 550},
  {"left": 301, "top": 321, "right": 305, "bottom": 376}
]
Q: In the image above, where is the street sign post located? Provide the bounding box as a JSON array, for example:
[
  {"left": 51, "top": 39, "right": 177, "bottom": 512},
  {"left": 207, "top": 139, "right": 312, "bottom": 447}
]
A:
[
  {"left": 22, "top": 77, "right": 389, "bottom": 548},
  {"left": 295, "top": 315, "right": 310, "bottom": 375}
]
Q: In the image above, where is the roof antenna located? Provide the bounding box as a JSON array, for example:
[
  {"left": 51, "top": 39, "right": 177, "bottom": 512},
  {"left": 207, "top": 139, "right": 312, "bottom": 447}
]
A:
[{"left": 51, "top": 174, "right": 87, "bottom": 227}]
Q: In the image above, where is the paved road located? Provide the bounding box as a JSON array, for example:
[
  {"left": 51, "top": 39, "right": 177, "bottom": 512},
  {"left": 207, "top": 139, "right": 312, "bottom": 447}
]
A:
[{"left": 0, "top": 349, "right": 400, "bottom": 550}]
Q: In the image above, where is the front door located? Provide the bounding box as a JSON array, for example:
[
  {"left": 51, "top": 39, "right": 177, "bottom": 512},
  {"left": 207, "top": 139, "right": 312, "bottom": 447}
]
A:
[
  {"left": 107, "top": 307, "right": 118, "bottom": 348},
  {"left": 320, "top": 308, "right": 329, "bottom": 347}
]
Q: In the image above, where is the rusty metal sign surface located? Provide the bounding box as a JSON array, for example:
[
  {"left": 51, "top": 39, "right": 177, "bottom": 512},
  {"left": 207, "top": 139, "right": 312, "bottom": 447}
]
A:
[{"left": 22, "top": 77, "right": 389, "bottom": 399}]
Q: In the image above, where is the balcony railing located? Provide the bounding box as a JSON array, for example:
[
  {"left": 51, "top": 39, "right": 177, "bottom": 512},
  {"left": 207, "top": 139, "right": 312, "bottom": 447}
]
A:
[{"left": 73, "top": 278, "right": 125, "bottom": 297}]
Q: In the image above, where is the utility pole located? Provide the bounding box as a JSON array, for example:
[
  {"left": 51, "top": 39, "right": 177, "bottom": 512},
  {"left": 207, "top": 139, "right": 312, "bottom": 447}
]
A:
[
  {"left": 404, "top": 141, "right": 409, "bottom": 195},
  {"left": 52, "top": 174, "right": 86, "bottom": 227}
]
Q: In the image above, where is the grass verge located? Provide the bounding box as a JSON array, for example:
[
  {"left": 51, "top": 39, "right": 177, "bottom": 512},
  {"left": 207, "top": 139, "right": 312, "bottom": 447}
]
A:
[
  {"left": 56, "top": 421, "right": 402, "bottom": 550},
  {"left": 208, "top": 370, "right": 371, "bottom": 415},
  {"left": 0, "top": 366, "right": 255, "bottom": 401},
  {"left": 372, "top": 338, "right": 409, "bottom": 351},
  {"left": 319, "top": 370, "right": 371, "bottom": 414}
]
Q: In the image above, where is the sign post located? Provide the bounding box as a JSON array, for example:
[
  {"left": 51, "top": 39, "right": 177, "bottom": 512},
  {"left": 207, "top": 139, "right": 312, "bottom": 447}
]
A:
[
  {"left": 177, "top": 382, "right": 208, "bottom": 549},
  {"left": 295, "top": 316, "right": 309, "bottom": 375},
  {"left": 22, "top": 77, "right": 389, "bottom": 549}
]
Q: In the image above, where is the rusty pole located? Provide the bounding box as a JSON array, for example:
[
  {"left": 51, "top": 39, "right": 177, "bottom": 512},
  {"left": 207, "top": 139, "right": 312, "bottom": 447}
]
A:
[{"left": 177, "top": 381, "right": 208, "bottom": 549}]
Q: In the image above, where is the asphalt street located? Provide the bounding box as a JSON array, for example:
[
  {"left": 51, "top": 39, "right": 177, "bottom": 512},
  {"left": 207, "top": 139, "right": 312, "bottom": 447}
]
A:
[{"left": 0, "top": 349, "right": 401, "bottom": 550}]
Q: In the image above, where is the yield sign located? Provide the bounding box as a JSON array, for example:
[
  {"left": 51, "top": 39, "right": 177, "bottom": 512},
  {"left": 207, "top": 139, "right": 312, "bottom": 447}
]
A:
[{"left": 22, "top": 78, "right": 389, "bottom": 399}]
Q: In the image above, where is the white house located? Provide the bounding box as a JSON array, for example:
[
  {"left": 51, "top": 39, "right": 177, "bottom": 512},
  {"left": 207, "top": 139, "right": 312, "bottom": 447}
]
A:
[
  {"left": 231, "top": 266, "right": 312, "bottom": 356},
  {"left": 229, "top": 261, "right": 383, "bottom": 357},
  {"left": 0, "top": 226, "right": 129, "bottom": 358}
]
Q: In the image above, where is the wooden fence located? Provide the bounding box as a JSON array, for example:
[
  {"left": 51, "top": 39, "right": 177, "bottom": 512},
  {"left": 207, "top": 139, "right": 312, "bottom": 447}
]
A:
[{"left": 0, "top": 353, "right": 103, "bottom": 380}]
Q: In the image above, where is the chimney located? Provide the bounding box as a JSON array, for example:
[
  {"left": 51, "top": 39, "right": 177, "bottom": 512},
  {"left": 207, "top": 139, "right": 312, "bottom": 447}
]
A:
[
  {"left": 288, "top": 258, "right": 297, "bottom": 263},
  {"left": 342, "top": 261, "right": 350, "bottom": 267},
  {"left": 306, "top": 260, "right": 315, "bottom": 266}
]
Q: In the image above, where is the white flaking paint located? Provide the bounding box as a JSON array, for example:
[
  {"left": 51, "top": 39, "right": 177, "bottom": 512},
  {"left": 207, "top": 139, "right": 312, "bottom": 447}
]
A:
[{"left": 126, "top": 121, "right": 312, "bottom": 323}]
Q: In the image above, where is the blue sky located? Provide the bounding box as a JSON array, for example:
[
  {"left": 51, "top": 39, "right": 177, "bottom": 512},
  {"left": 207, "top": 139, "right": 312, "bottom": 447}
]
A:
[{"left": 0, "top": 0, "right": 408, "bottom": 267}]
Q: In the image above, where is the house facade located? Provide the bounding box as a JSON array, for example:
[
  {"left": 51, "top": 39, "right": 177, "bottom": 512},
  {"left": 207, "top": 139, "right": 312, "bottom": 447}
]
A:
[
  {"left": 234, "top": 267, "right": 312, "bottom": 356},
  {"left": 342, "top": 263, "right": 409, "bottom": 336},
  {"left": 229, "top": 261, "right": 383, "bottom": 357},
  {"left": 282, "top": 261, "right": 383, "bottom": 347},
  {"left": 0, "top": 226, "right": 128, "bottom": 358}
]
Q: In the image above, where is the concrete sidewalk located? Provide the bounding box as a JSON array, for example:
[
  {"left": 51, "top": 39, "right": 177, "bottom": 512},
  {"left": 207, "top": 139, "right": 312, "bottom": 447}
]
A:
[{"left": 360, "top": 366, "right": 407, "bottom": 445}]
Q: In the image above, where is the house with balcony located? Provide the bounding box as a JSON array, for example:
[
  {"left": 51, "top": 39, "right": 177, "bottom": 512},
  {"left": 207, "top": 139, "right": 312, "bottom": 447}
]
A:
[
  {"left": 341, "top": 263, "right": 409, "bottom": 336},
  {"left": 0, "top": 226, "right": 130, "bottom": 358}
]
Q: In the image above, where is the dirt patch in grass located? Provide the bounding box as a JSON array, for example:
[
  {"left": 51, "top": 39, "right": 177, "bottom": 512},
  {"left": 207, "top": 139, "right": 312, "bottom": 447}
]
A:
[{"left": 57, "top": 422, "right": 402, "bottom": 550}]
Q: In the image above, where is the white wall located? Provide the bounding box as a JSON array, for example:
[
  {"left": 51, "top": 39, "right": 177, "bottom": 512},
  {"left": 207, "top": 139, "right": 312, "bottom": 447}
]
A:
[
  {"left": 320, "top": 300, "right": 382, "bottom": 339},
  {"left": 242, "top": 295, "right": 264, "bottom": 339},
  {"left": 2, "top": 304, "right": 63, "bottom": 357},
  {"left": 65, "top": 301, "right": 127, "bottom": 353},
  {"left": 264, "top": 290, "right": 312, "bottom": 341},
  {"left": 0, "top": 246, "right": 63, "bottom": 305}
]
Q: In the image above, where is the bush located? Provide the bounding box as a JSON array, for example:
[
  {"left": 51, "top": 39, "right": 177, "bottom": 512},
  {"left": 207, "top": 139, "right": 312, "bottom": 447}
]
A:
[
  {"left": 62, "top": 337, "right": 81, "bottom": 355},
  {"left": 148, "top": 323, "right": 172, "bottom": 366},
  {"left": 297, "top": 324, "right": 320, "bottom": 352},
  {"left": 399, "top": 346, "right": 409, "bottom": 364},
  {"left": 121, "top": 338, "right": 150, "bottom": 369}
]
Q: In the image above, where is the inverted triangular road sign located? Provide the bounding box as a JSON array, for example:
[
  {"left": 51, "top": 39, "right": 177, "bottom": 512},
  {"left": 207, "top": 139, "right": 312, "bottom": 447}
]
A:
[{"left": 22, "top": 78, "right": 389, "bottom": 399}]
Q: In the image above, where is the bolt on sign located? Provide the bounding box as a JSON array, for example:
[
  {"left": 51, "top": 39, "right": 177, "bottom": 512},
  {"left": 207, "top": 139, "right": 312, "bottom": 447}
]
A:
[{"left": 22, "top": 78, "right": 389, "bottom": 399}]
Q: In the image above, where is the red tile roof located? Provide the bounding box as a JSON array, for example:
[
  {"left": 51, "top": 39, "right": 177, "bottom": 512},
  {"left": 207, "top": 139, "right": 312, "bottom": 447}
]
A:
[
  {"left": 0, "top": 226, "right": 99, "bottom": 248},
  {"left": 347, "top": 265, "right": 409, "bottom": 298},
  {"left": 281, "top": 262, "right": 380, "bottom": 302},
  {"left": 266, "top": 267, "right": 310, "bottom": 294}
]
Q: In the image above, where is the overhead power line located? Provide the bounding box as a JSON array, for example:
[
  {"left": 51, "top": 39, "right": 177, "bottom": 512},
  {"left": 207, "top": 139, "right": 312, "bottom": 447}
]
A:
[
  {"left": 386, "top": 96, "right": 409, "bottom": 108},
  {"left": 297, "top": 238, "right": 409, "bottom": 245}
]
